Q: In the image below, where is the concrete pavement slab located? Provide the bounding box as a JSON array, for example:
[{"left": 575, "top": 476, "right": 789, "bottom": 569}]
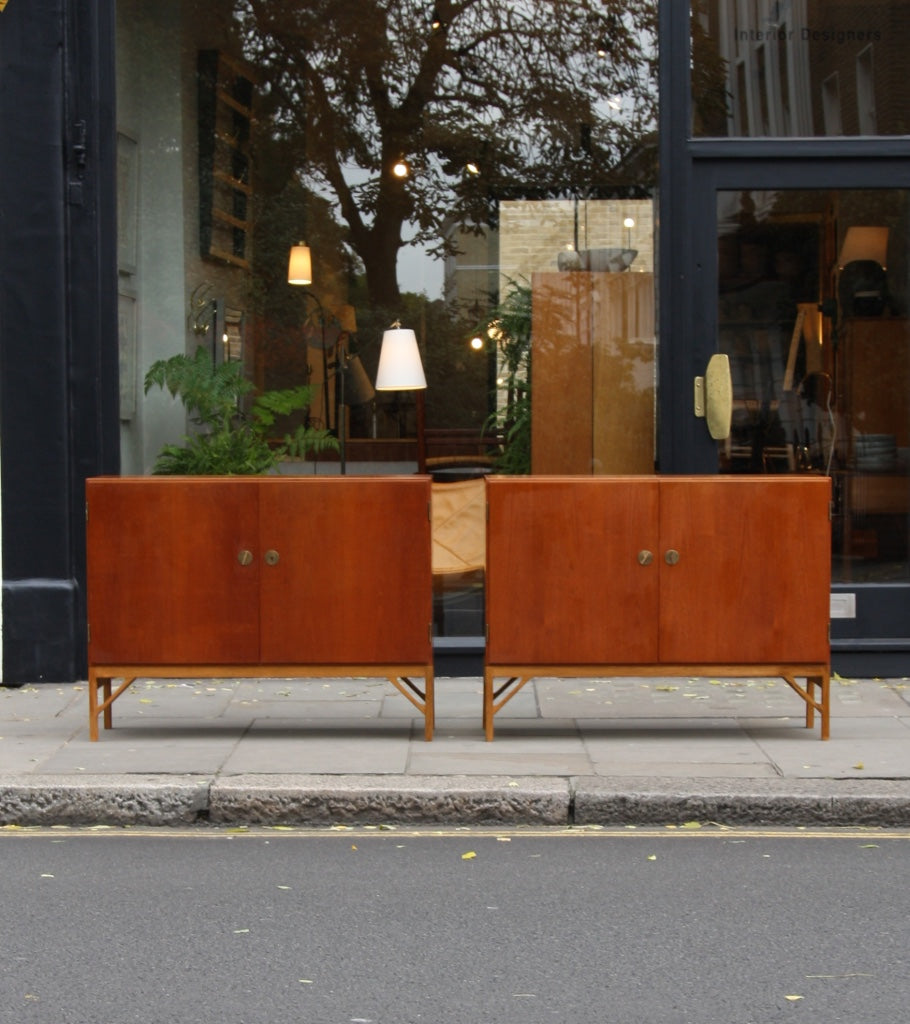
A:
[
  {"left": 535, "top": 675, "right": 813, "bottom": 720},
  {"left": 0, "top": 683, "right": 84, "bottom": 720},
  {"left": 748, "top": 717, "right": 910, "bottom": 779},
  {"left": 578, "top": 719, "right": 781, "bottom": 778},
  {"left": 32, "top": 724, "right": 246, "bottom": 775},
  {"left": 408, "top": 719, "right": 595, "bottom": 776},
  {"left": 230, "top": 677, "right": 390, "bottom": 703},
  {"left": 219, "top": 719, "right": 414, "bottom": 775},
  {"left": 0, "top": 720, "right": 85, "bottom": 772}
]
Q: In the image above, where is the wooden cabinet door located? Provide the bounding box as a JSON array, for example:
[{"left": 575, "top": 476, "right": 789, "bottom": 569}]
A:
[
  {"left": 86, "top": 478, "right": 260, "bottom": 664},
  {"left": 258, "top": 477, "right": 433, "bottom": 664},
  {"left": 486, "top": 477, "right": 660, "bottom": 664},
  {"left": 658, "top": 477, "right": 831, "bottom": 664}
]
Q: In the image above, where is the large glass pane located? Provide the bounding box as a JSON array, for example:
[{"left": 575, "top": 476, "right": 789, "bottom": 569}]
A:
[
  {"left": 717, "top": 188, "right": 910, "bottom": 584},
  {"left": 116, "top": 0, "right": 659, "bottom": 641},
  {"left": 692, "top": 1, "right": 910, "bottom": 137}
]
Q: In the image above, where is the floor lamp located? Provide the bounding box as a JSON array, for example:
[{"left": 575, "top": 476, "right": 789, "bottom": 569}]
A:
[
  {"left": 288, "top": 241, "right": 343, "bottom": 438},
  {"left": 375, "top": 322, "right": 428, "bottom": 472},
  {"left": 334, "top": 305, "right": 375, "bottom": 473}
]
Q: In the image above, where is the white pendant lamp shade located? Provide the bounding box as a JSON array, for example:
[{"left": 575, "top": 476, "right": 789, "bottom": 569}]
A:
[
  {"left": 375, "top": 326, "right": 427, "bottom": 390},
  {"left": 838, "top": 226, "right": 889, "bottom": 269},
  {"left": 287, "top": 242, "right": 313, "bottom": 285}
]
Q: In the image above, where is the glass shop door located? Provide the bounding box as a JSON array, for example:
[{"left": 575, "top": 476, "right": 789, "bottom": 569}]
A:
[
  {"left": 679, "top": 0, "right": 910, "bottom": 673},
  {"left": 682, "top": 179, "right": 910, "bottom": 672}
]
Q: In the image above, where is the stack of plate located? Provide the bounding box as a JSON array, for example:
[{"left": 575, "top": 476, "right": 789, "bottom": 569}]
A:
[{"left": 854, "top": 433, "right": 897, "bottom": 471}]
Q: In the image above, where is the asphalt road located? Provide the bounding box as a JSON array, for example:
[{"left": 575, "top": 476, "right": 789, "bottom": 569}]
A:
[{"left": 1, "top": 825, "right": 908, "bottom": 1024}]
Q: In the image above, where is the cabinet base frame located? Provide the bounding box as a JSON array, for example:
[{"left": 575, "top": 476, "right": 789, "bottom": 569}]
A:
[
  {"left": 88, "top": 664, "right": 435, "bottom": 742},
  {"left": 483, "top": 664, "right": 829, "bottom": 742}
]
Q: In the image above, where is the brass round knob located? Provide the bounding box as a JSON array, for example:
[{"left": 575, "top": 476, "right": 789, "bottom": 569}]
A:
[
  {"left": 665, "top": 549, "right": 680, "bottom": 566},
  {"left": 637, "top": 550, "right": 653, "bottom": 566},
  {"left": 237, "top": 549, "right": 253, "bottom": 567},
  {"left": 265, "top": 549, "right": 280, "bottom": 566}
]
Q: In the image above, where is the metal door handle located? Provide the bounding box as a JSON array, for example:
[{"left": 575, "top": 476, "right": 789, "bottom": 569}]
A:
[{"left": 264, "top": 549, "right": 280, "bottom": 566}]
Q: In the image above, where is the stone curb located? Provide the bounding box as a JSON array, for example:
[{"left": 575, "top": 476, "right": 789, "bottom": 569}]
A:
[
  {"left": 0, "top": 775, "right": 209, "bottom": 826},
  {"left": 573, "top": 776, "right": 910, "bottom": 827},
  {"left": 209, "top": 775, "right": 571, "bottom": 826},
  {"left": 2, "top": 774, "right": 910, "bottom": 828}
]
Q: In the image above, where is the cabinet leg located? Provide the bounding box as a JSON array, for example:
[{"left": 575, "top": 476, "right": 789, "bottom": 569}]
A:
[
  {"left": 483, "top": 670, "right": 494, "bottom": 741},
  {"left": 424, "top": 671, "right": 435, "bottom": 742},
  {"left": 103, "top": 678, "right": 113, "bottom": 730}
]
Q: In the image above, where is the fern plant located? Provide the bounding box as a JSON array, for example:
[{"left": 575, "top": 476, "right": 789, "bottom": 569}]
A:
[{"left": 144, "top": 346, "right": 338, "bottom": 474}]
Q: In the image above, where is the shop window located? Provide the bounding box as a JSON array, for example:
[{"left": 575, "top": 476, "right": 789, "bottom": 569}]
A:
[
  {"left": 691, "top": 0, "right": 910, "bottom": 137},
  {"left": 117, "top": 0, "right": 659, "bottom": 479},
  {"left": 823, "top": 73, "right": 843, "bottom": 135},
  {"left": 856, "top": 45, "right": 877, "bottom": 135},
  {"left": 715, "top": 187, "right": 910, "bottom": 586},
  {"left": 197, "top": 51, "right": 254, "bottom": 270}
]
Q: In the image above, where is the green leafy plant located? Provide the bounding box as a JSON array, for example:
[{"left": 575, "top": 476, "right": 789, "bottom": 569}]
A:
[
  {"left": 482, "top": 280, "right": 532, "bottom": 474},
  {"left": 144, "top": 346, "right": 338, "bottom": 474}
]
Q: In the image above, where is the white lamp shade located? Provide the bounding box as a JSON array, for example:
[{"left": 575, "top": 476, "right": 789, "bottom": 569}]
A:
[
  {"left": 375, "top": 327, "right": 427, "bottom": 390},
  {"left": 838, "top": 226, "right": 889, "bottom": 269},
  {"left": 288, "top": 242, "right": 312, "bottom": 285}
]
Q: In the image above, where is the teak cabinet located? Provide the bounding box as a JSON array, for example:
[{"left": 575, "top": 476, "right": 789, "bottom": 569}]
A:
[
  {"left": 85, "top": 476, "right": 434, "bottom": 740},
  {"left": 484, "top": 476, "right": 831, "bottom": 740},
  {"left": 530, "top": 272, "right": 656, "bottom": 475}
]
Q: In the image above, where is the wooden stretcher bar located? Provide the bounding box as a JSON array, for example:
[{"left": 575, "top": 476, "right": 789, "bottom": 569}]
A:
[
  {"left": 88, "top": 663, "right": 435, "bottom": 742},
  {"left": 483, "top": 663, "right": 829, "bottom": 742}
]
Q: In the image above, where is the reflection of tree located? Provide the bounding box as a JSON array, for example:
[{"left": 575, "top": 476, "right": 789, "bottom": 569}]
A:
[
  {"left": 231, "top": 0, "right": 657, "bottom": 308},
  {"left": 691, "top": 1, "right": 730, "bottom": 136}
]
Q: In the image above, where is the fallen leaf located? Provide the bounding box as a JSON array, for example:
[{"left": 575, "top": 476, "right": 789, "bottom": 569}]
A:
[
  {"left": 681, "top": 821, "right": 702, "bottom": 830},
  {"left": 462, "top": 851, "right": 477, "bottom": 860},
  {"left": 859, "top": 843, "right": 879, "bottom": 849},
  {"left": 233, "top": 928, "right": 250, "bottom": 934},
  {"left": 853, "top": 762, "right": 865, "bottom": 770},
  {"left": 785, "top": 995, "right": 803, "bottom": 1001},
  {"left": 647, "top": 854, "right": 657, "bottom": 861}
]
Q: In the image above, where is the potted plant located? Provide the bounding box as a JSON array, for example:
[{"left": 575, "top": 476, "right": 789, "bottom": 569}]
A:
[
  {"left": 144, "top": 345, "right": 338, "bottom": 474},
  {"left": 482, "top": 279, "right": 532, "bottom": 474}
]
